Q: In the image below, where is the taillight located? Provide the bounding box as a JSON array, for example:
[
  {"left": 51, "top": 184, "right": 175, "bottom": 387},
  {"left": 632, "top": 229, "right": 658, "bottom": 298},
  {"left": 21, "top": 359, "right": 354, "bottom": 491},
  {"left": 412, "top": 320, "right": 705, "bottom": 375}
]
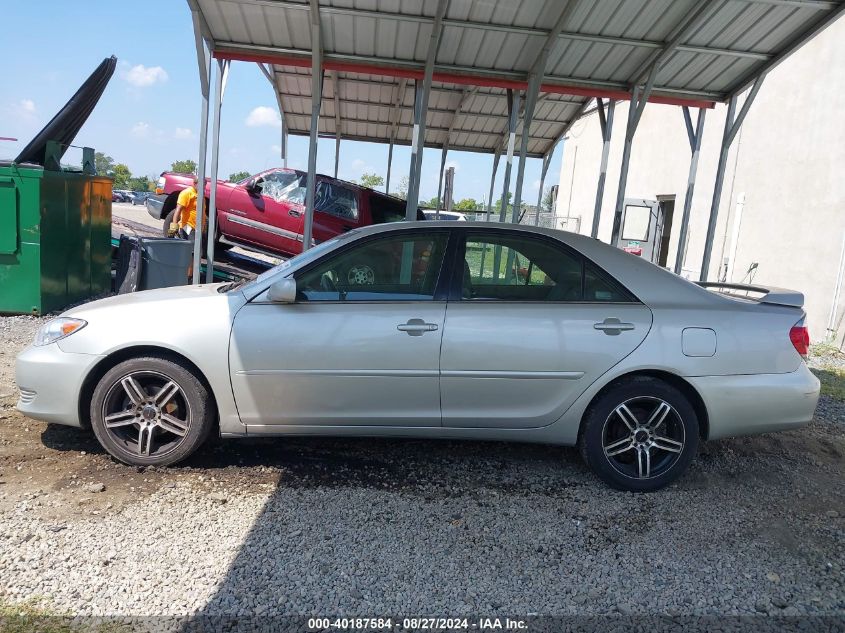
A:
[{"left": 789, "top": 324, "right": 810, "bottom": 359}]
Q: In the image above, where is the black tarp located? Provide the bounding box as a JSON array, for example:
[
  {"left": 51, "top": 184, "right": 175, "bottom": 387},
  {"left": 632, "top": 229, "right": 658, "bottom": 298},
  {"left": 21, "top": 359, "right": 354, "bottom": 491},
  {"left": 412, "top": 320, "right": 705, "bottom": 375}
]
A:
[{"left": 14, "top": 55, "right": 117, "bottom": 166}]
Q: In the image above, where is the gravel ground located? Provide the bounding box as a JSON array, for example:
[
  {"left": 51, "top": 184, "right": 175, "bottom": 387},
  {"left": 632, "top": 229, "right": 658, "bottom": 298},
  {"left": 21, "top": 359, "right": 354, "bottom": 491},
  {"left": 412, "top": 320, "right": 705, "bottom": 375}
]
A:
[{"left": 0, "top": 314, "right": 843, "bottom": 624}]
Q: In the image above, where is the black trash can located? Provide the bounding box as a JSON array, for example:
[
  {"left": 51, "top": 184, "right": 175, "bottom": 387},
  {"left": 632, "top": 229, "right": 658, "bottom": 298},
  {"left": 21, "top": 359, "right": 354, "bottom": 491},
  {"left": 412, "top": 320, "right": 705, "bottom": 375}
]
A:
[{"left": 138, "top": 238, "right": 193, "bottom": 290}]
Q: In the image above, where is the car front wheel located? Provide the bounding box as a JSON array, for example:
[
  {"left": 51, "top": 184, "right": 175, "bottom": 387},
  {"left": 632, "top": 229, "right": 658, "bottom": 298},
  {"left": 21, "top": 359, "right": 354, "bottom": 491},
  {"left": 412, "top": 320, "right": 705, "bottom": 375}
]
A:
[
  {"left": 90, "top": 356, "right": 215, "bottom": 467},
  {"left": 579, "top": 377, "right": 699, "bottom": 492}
]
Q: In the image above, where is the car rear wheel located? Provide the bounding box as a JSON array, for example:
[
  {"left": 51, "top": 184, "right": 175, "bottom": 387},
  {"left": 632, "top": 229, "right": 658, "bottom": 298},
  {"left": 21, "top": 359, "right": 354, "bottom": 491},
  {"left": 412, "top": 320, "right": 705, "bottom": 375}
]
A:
[
  {"left": 579, "top": 377, "right": 698, "bottom": 492},
  {"left": 90, "top": 356, "right": 215, "bottom": 467}
]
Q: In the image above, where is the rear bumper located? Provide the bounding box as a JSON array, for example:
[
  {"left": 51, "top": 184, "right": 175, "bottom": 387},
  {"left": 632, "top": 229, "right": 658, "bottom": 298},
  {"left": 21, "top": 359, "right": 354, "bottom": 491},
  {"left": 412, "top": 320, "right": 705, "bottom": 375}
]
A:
[
  {"left": 15, "top": 344, "right": 103, "bottom": 427},
  {"left": 689, "top": 363, "right": 820, "bottom": 440}
]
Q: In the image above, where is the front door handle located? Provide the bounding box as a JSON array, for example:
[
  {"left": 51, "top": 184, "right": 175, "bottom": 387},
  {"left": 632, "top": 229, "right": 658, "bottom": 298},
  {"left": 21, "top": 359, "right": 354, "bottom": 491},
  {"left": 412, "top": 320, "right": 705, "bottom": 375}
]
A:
[
  {"left": 397, "top": 318, "right": 439, "bottom": 336},
  {"left": 288, "top": 209, "right": 301, "bottom": 218},
  {"left": 594, "top": 318, "right": 635, "bottom": 335}
]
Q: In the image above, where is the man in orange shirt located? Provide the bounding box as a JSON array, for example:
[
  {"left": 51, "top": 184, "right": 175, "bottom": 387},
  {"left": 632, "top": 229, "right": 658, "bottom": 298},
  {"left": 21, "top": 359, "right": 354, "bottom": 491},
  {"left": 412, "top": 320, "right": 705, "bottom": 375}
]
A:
[{"left": 168, "top": 175, "right": 202, "bottom": 238}]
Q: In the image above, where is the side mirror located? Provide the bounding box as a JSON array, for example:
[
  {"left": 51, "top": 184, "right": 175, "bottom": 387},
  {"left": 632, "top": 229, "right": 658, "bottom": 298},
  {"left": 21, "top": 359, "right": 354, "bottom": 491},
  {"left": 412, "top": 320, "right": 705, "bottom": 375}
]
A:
[
  {"left": 245, "top": 179, "right": 259, "bottom": 194},
  {"left": 267, "top": 278, "right": 297, "bottom": 303}
]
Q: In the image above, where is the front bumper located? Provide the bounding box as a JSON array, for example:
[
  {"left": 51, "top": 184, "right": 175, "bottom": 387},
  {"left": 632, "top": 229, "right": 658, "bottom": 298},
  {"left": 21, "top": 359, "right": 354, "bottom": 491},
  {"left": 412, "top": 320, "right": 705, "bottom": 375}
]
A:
[
  {"left": 15, "top": 344, "right": 103, "bottom": 427},
  {"left": 689, "top": 363, "right": 821, "bottom": 440}
]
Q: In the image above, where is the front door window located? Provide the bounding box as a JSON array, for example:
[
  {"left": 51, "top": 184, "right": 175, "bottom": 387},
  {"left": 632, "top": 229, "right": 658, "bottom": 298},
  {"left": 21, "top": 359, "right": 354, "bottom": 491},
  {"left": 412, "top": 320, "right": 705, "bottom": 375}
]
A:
[{"left": 297, "top": 232, "right": 449, "bottom": 301}]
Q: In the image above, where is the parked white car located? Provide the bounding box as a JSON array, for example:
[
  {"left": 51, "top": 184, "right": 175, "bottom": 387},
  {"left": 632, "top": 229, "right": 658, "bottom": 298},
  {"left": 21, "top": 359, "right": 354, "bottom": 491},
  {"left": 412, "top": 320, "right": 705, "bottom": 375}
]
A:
[{"left": 15, "top": 222, "right": 819, "bottom": 491}]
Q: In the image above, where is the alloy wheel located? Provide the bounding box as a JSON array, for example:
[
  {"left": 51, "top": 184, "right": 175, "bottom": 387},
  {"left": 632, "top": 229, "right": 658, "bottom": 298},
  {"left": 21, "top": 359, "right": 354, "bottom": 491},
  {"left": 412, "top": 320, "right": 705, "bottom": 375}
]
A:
[
  {"left": 101, "top": 370, "right": 192, "bottom": 458},
  {"left": 601, "top": 396, "right": 685, "bottom": 480}
]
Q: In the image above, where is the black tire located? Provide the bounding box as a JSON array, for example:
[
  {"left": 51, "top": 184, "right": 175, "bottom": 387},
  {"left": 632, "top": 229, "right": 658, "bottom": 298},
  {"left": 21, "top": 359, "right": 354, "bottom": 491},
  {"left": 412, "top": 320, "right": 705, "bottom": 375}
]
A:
[
  {"left": 162, "top": 208, "right": 177, "bottom": 236},
  {"left": 90, "top": 356, "right": 215, "bottom": 467},
  {"left": 214, "top": 221, "right": 233, "bottom": 251},
  {"left": 579, "top": 377, "right": 699, "bottom": 492}
]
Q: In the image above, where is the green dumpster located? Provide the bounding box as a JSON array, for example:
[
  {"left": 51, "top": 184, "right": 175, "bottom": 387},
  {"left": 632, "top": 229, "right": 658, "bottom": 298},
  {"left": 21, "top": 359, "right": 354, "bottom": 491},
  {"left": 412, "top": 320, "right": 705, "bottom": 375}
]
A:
[
  {"left": 0, "top": 55, "right": 116, "bottom": 315},
  {"left": 0, "top": 155, "right": 112, "bottom": 315}
]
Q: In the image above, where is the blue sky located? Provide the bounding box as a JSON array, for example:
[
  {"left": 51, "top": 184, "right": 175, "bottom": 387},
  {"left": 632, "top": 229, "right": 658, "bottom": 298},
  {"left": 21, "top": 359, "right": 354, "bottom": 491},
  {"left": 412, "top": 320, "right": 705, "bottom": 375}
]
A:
[{"left": 1, "top": 0, "right": 564, "bottom": 205}]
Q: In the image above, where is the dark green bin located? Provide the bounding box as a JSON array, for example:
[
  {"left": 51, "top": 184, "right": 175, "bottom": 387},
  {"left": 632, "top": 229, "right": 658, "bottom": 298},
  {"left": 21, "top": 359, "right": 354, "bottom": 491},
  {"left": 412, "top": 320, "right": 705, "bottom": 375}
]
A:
[{"left": 0, "top": 156, "right": 112, "bottom": 315}]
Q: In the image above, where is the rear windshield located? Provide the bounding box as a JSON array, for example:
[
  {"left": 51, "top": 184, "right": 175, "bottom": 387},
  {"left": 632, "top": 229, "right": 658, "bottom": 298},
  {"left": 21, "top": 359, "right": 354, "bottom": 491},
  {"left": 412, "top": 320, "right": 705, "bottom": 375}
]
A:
[{"left": 370, "top": 195, "right": 407, "bottom": 224}]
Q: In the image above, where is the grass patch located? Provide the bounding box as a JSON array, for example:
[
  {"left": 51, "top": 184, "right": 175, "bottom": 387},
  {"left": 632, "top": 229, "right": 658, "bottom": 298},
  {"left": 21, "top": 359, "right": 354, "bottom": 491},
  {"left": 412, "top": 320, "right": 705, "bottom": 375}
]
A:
[
  {"left": 813, "top": 366, "right": 845, "bottom": 401},
  {"left": 0, "top": 599, "right": 129, "bottom": 633}
]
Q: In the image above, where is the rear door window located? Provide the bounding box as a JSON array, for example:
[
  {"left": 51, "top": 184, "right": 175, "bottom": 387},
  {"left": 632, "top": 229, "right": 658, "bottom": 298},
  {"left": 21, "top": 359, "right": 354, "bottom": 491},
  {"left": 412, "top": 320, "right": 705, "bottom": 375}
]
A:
[
  {"left": 370, "top": 195, "right": 407, "bottom": 224},
  {"left": 316, "top": 183, "right": 359, "bottom": 221}
]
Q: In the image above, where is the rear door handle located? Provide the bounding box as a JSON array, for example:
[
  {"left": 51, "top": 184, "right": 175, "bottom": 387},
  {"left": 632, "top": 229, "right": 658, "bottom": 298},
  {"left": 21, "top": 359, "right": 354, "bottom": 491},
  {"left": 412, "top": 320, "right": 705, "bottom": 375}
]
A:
[
  {"left": 594, "top": 318, "right": 635, "bottom": 335},
  {"left": 397, "top": 318, "right": 439, "bottom": 336}
]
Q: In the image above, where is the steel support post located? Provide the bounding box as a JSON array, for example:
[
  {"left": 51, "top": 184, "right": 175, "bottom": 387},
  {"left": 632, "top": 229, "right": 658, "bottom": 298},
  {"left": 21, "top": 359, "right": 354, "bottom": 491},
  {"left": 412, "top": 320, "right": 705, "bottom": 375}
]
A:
[
  {"left": 493, "top": 89, "right": 520, "bottom": 279},
  {"left": 673, "top": 106, "right": 707, "bottom": 275},
  {"left": 700, "top": 75, "right": 764, "bottom": 280},
  {"left": 591, "top": 98, "right": 615, "bottom": 238},
  {"left": 385, "top": 140, "right": 394, "bottom": 194},
  {"left": 191, "top": 33, "right": 211, "bottom": 285},
  {"left": 333, "top": 71, "right": 341, "bottom": 178},
  {"left": 334, "top": 136, "right": 340, "bottom": 179},
  {"left": 611, "top": 64, "right": 658, "bottom": 245},
  {"left": 498, "top": 90, "right": 520, "bottom": 222},
  {"left": 204, "top": 58, "right": 228, "bottom": 283},
  {"left": 435, "top": 145, "right": 448, "bottom": 219},
  {"left": 512, "top": 73, "right": 542, "bottom": 223},
  {"left": 405, "top": 0, "right": 448, "bottom": 220},
  {"left": 534, "top": 149, "right": 554, "bottom": 226},
  {"left": 302, "top": 0, "right": 323, "bottom": 252},
  {"left": 484, "top": 149, "right": 501, "bottom": 221}
]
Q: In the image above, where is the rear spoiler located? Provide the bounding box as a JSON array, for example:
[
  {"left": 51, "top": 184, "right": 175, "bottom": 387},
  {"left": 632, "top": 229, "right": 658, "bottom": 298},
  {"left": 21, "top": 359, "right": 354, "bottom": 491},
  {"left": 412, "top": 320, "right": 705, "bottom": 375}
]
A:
[{"left": 695, "top": 282, "right": 804, "bottom": 308}]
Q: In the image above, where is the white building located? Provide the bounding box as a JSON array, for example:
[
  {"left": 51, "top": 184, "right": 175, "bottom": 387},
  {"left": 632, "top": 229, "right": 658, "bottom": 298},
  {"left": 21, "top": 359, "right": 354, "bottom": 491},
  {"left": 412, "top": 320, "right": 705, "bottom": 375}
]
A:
[{"left": 555, "top": 15, "right": 845, "bottom": 345}]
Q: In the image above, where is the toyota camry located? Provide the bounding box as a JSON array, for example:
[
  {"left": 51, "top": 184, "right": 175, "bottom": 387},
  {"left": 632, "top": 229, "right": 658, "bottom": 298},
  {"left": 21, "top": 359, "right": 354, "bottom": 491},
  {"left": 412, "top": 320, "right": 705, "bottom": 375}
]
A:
[{"left": 15, "top": 222, "right": 820, "bottom": 491}]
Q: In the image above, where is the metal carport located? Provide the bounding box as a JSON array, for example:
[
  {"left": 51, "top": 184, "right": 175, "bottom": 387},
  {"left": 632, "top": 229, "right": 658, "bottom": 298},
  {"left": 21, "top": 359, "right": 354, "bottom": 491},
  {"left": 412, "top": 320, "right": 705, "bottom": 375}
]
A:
[{"left": 185, "top": 0, "right": 845, "bottom": 284}]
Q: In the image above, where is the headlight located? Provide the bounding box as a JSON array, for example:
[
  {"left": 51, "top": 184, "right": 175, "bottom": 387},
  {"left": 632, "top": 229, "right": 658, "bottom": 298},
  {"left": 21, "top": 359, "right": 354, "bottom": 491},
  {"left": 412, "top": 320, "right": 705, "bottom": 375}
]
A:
[{"left": 34, "top": 318, "right": 87, "bottom": 346}]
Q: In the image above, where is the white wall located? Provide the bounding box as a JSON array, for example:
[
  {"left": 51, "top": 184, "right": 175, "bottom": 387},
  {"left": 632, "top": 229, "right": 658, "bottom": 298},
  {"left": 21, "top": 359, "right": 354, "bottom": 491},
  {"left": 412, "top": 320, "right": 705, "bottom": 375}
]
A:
[{"left": 556, "top": 16, "right": 845, "bottom": 344}]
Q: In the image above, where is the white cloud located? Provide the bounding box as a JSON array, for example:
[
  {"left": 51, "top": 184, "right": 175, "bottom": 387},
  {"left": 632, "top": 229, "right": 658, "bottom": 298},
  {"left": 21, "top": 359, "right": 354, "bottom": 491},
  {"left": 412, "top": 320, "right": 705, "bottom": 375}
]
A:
[
  {"left": 174, "top": 127, "right": 193, "bottom": 140},
  {"left": 531, "top": 179, "right": 542, "bottom": 191},
  {"left": 246, "top": 106, "right": 281, "bottom": 128},
  {"left": 121, "top": 64, "right": 169, "bottom": 88},
  {"left": 7, "top": 99, "right": 37, "bottom": 124},
  {"left": 130, "top": 122, "right": 151, "bottom": 138},
  {"left": 270, "top": 144, "right": 282, "bottom": 154}
]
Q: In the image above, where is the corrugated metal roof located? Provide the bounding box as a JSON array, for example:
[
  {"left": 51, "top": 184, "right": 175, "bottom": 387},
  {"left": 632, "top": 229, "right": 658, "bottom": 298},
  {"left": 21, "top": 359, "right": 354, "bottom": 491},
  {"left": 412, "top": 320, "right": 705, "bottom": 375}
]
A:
[{"left": 192, "top": 0, "right": 845, "bottom": 157}]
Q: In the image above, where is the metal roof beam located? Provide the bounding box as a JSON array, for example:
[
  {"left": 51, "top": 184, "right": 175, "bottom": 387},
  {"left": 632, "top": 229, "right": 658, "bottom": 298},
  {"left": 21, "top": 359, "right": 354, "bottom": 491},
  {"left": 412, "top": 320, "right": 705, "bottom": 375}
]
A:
[
  {"left": 304, "top": 131, "right": 545, "bottom": 158},
  {"left": 629, "top": 0, "right": 723, "bottom": 86},
  {"left": 726, "top": 0, "right": 845, "bottom": 96},
  {"left": 299, "top": 95, "right": 573, "bottom": 125},
  {"left": 213, "top": 45, "right": 721, "bottom": 106},
  {"left": 220, "top": 0, "right": 774, "bottom": 61},
  {"left": 281, "top": 112, "right": 563, "bottom": 141}
]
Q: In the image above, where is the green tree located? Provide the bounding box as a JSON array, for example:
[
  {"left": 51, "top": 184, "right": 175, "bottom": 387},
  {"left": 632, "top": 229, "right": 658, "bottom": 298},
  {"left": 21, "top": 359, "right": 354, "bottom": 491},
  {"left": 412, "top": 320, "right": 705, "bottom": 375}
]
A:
[
  {"left": 127, "top": 176, "right": 151, "bottom": 192},
  {"left": 228, "top": 170, "right": 251, "bottom": 183},
  {"left": 423, "top": 196, "right": 440, "bottom": 209},
  {"left": 493, "top": 191, "right": 513, "bottom": 216},
  {"left": 171, "top": 159, "right": 197, "bottom": 174},
  {"left": 394, "top": 176, "right": 409, "bottom": 200},
  {"left": 94, "top": 152, "right": 115, "bottom": 177},
  {"left": 453, "top": 198, "right": 480, "bottom": 212},
  {"left": 357, "top": 172, "right": 384, "bottom": 189},
  {"left": 112, "top": 164, "right": 132, "bottom": 190}
]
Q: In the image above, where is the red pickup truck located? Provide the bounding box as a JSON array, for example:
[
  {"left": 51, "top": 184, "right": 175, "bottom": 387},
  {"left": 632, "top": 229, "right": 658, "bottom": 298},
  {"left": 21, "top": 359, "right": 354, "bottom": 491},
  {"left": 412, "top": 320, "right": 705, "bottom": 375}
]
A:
[{"left": 147, "top": 168, "right": 421, "bottom": 257}]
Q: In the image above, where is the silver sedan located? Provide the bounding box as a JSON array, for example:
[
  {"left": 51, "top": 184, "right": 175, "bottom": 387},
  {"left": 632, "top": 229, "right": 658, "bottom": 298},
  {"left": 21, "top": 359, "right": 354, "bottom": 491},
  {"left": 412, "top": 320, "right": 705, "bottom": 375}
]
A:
[{"left": 15, "top": 222, "right": 820, "bottom": 491}]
